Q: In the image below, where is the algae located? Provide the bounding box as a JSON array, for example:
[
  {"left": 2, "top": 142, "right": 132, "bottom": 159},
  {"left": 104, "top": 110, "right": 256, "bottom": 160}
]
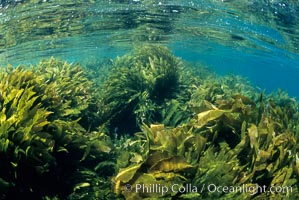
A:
[{"left": 0, "top": 45, "right": 298, "bottom": 199}]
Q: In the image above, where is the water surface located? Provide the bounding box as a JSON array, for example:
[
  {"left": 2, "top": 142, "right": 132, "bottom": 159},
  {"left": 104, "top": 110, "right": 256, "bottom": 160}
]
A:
[{"left": 1, "top": 0, "right": 299, "bottom": 97}]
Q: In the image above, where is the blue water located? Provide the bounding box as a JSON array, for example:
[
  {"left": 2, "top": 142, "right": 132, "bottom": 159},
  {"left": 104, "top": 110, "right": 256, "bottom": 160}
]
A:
[
  {"left": 1, "top": 0, "right": 299, "bottom": 98},
  {"left": 171, "top": 40, "right": 299, "bottom": 98}
]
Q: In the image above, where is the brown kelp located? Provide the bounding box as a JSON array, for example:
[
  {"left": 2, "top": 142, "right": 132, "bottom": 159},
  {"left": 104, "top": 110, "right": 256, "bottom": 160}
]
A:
[
  {"left": 0, "top": 60, "right": 115, "bottom": 199},
  {"left": 97, "top": 45, "right": 200, "bottom": 134},
  {"left": 33, "top": 57, "right": 100, "bottom": 130},
  {"left": 0, "top": 46, "right": 298, "bottom": 199},
  {"left": 111, "top": 47, "right": 299, "bottom": 199},
  {"left": 114, "top": 92, "right": 299, "bottom": 199}
]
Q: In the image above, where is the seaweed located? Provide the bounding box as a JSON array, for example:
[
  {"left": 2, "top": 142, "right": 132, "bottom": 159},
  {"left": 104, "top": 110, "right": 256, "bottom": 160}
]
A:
[
  {"left": 113, "top": 94, "right": 299, "bottom": 199},
  {"left": 113, "top": 124, "right": 202, "bottom": 199},
  {"left": 0, "top": 46, "right": 298, "bottom": 199},
  {"left": 0, "top": 72, "right": 54, "bottom": 198},
  {"left": 111, "top": 49, "right": 299, "bottom": 199},
  {"left": 33, "top": 57, "right": 100, "bottom": 130},
  {"left": 97, "top": 45, "right": 195, "bottom": 134},
  {"left": 0, "top": 60, "right": 115, "bottom": 199}
]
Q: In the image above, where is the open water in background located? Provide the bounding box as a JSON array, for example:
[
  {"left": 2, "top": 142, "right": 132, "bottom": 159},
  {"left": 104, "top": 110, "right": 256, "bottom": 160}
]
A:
[{"left": 0, "top": 0, "right": 299, "bottom": 98}]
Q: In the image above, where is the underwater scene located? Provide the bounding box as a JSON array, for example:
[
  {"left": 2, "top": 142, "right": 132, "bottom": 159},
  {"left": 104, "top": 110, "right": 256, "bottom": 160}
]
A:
[{"left": 0, "top": 0, "right": 299, "bottom": 199}]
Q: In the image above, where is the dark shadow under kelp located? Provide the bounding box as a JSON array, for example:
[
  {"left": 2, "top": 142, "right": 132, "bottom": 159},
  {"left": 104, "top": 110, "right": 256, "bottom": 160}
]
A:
[{"left": 0, "top": 45, "right": 298, "bottom": 199}]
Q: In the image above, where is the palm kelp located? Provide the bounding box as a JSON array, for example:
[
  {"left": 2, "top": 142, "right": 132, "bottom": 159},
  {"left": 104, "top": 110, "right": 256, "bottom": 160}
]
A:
[
  {"left": 33, "top": 58, "right": 101, "bottom": 130},
  {"left": 0, "top": 60, "right": 115, "bottom": 199},
  {"left": 114, "top": 95, "right": 299, "bottom": 199},
  {"left": 0, "top": 46, "right": 299, "bottom": 199},
  {"left": 109, "top": 46, "right": 299, "bottom": 199},
  {"left": 97, "top": 45, "right": 199, "bottom": 134}
]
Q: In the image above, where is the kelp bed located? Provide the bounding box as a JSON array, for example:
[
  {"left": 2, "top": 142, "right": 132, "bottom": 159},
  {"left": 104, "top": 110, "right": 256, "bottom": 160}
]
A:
[{"left": 0, "top": 46, "right": 298, "bottom": 200}]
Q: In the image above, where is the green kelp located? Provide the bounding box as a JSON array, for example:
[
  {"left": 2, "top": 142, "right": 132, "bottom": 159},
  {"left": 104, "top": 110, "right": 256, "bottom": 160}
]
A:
[
  {"left": 0, "top": 61, "right": 116, "bottom": 199},
  {"left": 97, "top": 45, "right": 200, "bottom": 134}
]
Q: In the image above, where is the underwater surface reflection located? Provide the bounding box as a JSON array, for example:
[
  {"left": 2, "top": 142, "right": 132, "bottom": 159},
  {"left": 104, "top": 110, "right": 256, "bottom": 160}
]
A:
[{"left": 0, "top": 0, "right": 299, "bottom": 97}]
